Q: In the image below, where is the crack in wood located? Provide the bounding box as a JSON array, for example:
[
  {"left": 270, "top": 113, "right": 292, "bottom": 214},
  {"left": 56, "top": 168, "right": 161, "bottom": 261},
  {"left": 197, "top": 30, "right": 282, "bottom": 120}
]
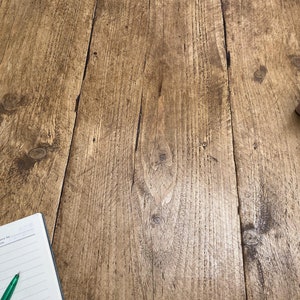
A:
[
  {"left": 220, "top": 0, "right": 230, "bottom": 70},
  {"left": 74, "top": 94, "right": 80, "bottom": 112},
  {"left": 158, "top": 77, "right": 163, "bottom": 97},
  {"left": 82, "top": 0, "right": 99, "bottom": 82},
  {"left": 131, "top": 91, "right": 144, "bottom": 192},
  {"left": 220, "top": 1, "right": 248, "bottom": 298},
  {"left": 226, "top": 50, "right": 231, "bottom": 68},
  {"left": 142, "top": 56, "right": 147, "bottom": 72},
  {"left": 135, "top": 91, "right": 143, "bottom": 153}
]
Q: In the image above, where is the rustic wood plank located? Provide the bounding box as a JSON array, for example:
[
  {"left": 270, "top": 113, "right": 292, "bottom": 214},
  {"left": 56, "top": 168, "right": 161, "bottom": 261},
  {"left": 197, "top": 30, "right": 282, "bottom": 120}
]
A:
[
  {"left": 224, "top": 0, "right": 300, "bottom": 298},
  {"left": 53, "top": 0, "right": 246, "bottom": 299},
  {"left": 0, "top": 0, "right": 96, "bottom": 235}
]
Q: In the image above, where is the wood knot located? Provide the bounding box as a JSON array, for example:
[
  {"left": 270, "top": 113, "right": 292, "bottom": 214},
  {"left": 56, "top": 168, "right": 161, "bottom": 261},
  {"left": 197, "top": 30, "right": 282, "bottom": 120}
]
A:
[
  {"left": 2, "top": 93, "right": 26, "bottom": 111},
  {"left": 16, "top": 156, "right": 36, "bottom": 171},
  {"left": 151, "top": 150, "right": 171, "bottom": 170},
  {"left": 159, "top": 153, "right": 167, "bottom": 162},
  {"left": 151, "top": 214, "right": 162, "bottom": 226},
  {"left": 290, "top": 55, "right": 300, "bottom": 69},
  {"left": 28, "top": 147, "right": 47, "bottom": 160},
  {"left": 243, "top": 229, "right": 260, "bottom": 246},
  {"left": 254, "top": 65, "right": 267, "bottom": 83}
]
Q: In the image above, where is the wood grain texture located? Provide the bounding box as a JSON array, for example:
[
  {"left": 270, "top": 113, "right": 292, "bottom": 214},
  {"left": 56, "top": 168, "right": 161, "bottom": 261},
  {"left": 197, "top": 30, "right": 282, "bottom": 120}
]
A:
[
  {"left": 53, "top": 0, "right": 246, "bottom": 299},
  {"left": 0, "top": 0, "right": 95, "bottom": 234},
  {"left": 224, "top": 0, "right": 300, "bottom": 298}
]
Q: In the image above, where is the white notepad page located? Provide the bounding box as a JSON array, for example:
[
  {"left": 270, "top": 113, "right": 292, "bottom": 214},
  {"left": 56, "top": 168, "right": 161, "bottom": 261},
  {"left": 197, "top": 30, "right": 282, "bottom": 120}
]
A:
[{"left": 0, "top": 213, "right": 63, "bottom": 300}]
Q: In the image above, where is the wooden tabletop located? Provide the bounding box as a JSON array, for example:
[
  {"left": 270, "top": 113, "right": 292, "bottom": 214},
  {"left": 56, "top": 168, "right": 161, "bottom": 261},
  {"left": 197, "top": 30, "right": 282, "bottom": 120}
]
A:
[{"left": 1, "top": 0, "right": 300, "bottom": 299}]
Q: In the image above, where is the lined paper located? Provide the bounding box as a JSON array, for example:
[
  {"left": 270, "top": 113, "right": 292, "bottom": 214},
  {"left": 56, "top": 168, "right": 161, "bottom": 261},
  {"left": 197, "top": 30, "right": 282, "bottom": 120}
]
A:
[{"left": 0, "top": 213, "right": 63, "bottom": 300}]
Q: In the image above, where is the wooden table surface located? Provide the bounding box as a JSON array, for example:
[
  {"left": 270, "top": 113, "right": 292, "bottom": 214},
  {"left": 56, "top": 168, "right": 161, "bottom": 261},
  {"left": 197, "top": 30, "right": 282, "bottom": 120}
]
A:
[{"left": 1, "top": 0, "right": 300, "bottom": 299}]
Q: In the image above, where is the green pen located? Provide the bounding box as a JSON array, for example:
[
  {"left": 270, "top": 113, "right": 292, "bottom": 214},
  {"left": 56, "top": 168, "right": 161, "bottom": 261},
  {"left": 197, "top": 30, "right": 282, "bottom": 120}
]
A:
[{"left": 1, "top": 273, "right": 19, "bottom": 300}]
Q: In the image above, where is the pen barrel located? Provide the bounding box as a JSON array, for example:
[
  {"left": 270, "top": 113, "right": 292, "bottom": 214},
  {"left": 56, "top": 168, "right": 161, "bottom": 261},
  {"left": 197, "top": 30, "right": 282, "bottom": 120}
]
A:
[{"left": 1, "top": 274, "right": 19, "bottom": 300}]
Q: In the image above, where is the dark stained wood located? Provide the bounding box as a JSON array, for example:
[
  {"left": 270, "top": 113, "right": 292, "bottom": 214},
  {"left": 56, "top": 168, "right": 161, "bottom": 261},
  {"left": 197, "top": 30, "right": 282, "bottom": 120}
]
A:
[
  {"left": 53, "top": 0, "right": 246, "bottom": 299},
  {"left": 0, "top": 0, "right": 96, "bottom": 236},
  {"left": 224, "top": 0, "right": 300, "bottom": 298}
]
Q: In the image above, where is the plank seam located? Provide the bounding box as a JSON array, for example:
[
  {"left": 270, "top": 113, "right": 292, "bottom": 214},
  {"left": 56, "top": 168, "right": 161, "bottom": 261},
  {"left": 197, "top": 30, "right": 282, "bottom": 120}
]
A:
[
  {"left": 51, "top": 0, "right": 99, "bottom": 242},
  {"left": 219, "top": 1, "right": 248, "bottom": 298}
]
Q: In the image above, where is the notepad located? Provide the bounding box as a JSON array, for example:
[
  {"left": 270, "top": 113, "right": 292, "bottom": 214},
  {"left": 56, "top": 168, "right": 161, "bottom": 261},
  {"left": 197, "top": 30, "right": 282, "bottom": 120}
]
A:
[{"left": 0, "top": 213, "right": 63, "bottom": 300}]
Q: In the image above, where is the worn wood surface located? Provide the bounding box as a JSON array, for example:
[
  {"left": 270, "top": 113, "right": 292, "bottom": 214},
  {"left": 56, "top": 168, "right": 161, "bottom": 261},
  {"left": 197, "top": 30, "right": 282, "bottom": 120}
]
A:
[
  {"left": 0, "top": 0, "right": 95, "bottom": 235},
  {"left": 52, "top": 0, "right": 245, "bottom": 299},
  {"left": 224, "top": 0, "right": 300, "bottom": 298},
  {"left": 2, "top": 0, "right": 300, "bottom": 299}
]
